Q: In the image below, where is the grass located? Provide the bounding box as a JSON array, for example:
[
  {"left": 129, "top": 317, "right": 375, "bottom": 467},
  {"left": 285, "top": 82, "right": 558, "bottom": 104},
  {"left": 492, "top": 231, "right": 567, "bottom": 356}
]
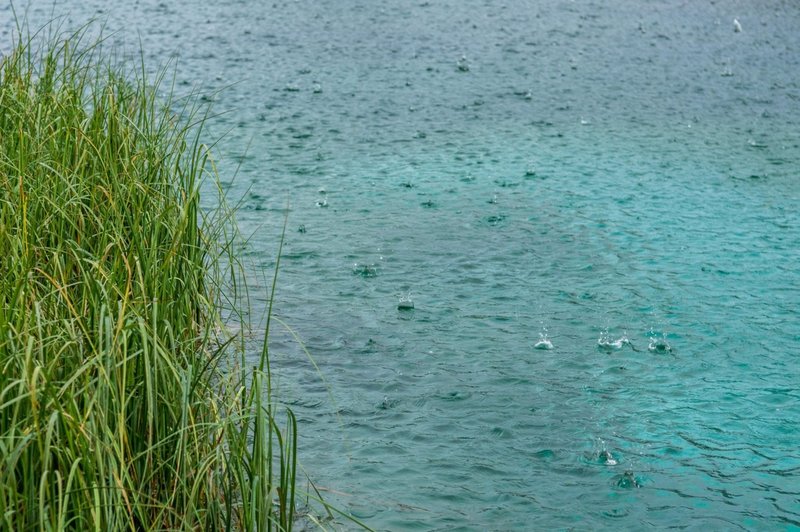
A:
[{"left": 0, "top": 24, "right": 300, "bottom": 530}]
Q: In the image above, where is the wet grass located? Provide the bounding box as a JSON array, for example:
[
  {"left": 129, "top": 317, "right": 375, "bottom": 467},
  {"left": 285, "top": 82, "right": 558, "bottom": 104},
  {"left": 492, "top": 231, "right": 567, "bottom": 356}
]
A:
[{"left": 0, "top": 25, "right": 300, "bottom": 530}]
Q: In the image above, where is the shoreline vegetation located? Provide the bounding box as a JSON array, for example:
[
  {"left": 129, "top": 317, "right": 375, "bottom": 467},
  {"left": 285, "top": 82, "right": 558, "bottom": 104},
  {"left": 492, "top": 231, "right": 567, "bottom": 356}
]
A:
[{"left": 0, "top": 25, "right": 322, "bottom": 530}]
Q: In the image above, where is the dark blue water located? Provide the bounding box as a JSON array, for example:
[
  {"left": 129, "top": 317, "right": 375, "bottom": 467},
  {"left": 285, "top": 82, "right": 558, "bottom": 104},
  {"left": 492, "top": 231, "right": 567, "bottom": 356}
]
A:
[{"left": 7, "top": 1, "right": 800, "bottom": 529}]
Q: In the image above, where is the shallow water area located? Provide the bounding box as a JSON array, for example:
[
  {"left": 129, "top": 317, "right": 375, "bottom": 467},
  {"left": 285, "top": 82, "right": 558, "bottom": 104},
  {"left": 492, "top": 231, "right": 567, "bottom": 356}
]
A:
[{"left": 9, "top": 1, "right": 800, "bottom": 529}]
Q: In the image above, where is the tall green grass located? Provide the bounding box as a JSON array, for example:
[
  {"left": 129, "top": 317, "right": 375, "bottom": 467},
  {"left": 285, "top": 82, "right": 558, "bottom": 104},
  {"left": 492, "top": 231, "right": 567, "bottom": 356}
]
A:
[{"left": 0, "top": 26, "right": 298, "bottom": 530}]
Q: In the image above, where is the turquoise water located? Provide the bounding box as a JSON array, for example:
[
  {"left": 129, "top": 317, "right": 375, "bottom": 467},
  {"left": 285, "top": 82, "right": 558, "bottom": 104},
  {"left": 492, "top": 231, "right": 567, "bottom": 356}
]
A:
[{"left": 8, "top": 1, "right": 800, "bottom": 529}]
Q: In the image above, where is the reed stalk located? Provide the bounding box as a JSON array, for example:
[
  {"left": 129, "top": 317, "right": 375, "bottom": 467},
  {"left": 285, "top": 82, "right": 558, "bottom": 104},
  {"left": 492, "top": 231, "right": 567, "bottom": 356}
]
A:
[{"left": 0, "top": 25, "right": 298, "bottom": 530}]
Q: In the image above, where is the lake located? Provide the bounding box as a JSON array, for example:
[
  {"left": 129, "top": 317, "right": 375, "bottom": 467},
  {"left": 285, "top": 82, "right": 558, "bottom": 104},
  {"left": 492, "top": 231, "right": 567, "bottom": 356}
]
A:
[{"left": 6, "top": 0, "right": 800, "bottom": 529}]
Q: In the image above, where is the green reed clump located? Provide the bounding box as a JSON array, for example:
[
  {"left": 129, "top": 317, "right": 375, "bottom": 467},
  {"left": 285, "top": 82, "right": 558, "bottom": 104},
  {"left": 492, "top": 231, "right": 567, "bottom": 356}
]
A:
[{"left": 0, "top": 27, "right": 297, "bottom": 530}]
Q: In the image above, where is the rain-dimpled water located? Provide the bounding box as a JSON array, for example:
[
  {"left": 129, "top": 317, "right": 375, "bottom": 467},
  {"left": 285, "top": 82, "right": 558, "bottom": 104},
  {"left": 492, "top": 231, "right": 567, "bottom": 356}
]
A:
[{"left": 5, "top": 1, "right": 800, "bottom": 529}]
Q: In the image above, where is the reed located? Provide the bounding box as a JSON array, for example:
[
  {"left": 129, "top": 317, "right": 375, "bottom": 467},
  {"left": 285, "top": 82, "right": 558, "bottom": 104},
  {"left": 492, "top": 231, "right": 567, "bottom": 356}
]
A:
[{"left": 0, "top": 25, "right": 298, "bottom": 530}]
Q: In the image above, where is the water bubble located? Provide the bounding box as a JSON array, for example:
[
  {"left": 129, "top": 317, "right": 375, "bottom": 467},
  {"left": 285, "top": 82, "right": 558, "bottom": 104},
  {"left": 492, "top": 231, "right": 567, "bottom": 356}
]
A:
[
  {"left": 585, "top": 438, "right": 621, "bottom": 466},
  {"left": 353, "top": 263, "right": 378, "bottom": 277},
  {"left": 485, "top": 214, "right": 506, "bottom": 226},
  {"left": 647, "top": 330, "right": 672, "bottom": 353},
  {"left": 378, "top": 396, "right": 398, "bottom": 410},
  {"left": 534, "top": 330, "right": 553, "bottom": 350},
  {"left": 600, "top": 450, "right": 618, "bottom": 466},
  {"left": 398, "top": 293, "right": 414, "bottom": 310},
  {"left": 597, "top": 329, "right": 631, "bottom": 352},
  {"left": 615, "top": 471, "right": 642, "bottom": 489}
]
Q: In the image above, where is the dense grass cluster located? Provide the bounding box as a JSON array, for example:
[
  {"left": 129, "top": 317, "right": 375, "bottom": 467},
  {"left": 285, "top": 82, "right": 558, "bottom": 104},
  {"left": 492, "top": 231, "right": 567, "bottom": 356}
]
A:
[{"left": 0, "top": 28, "right": 297, "bottom": 530}]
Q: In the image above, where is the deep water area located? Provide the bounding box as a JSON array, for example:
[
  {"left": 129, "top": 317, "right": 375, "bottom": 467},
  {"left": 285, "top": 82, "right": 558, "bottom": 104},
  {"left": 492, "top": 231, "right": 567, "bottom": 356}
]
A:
[{"left": 5, "top": 1, "right": 800, "bottom": 529}]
